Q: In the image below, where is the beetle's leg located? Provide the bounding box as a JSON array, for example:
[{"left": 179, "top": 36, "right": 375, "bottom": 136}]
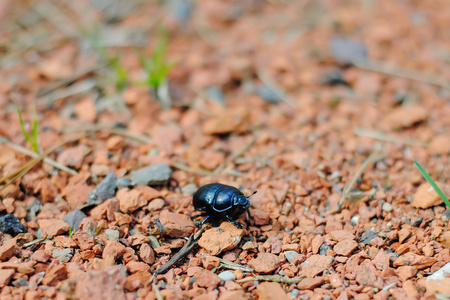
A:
[
  {"left": 190, "top": 212, "right": 208, "bottom": 220},
  {"left": 197, "top": 215, "right": 210, "bottom": 227},
  {"left": 225, "top": 215, "right": 244, "bottom": 229},
  {"left": 245, "top": 208, "right": 254, "bottom": 226}
]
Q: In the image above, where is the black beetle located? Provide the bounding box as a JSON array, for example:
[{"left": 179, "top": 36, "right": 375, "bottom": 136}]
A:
[{"left": 191, "top": 183, "right": 255, "bottom": 228}]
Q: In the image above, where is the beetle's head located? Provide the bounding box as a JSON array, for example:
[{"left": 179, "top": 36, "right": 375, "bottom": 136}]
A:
[
  {"left": 233, "top": 194, "right": 251, "bottom": 209},
  {"left": 233, "top": 190, "right": 256, "bottom": 210}
]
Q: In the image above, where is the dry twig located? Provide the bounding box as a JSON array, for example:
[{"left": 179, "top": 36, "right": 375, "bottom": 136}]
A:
[
  {"left": 338, "top": 146, "right": 386, "bottom": 207},
  {"left": 171, "top": 161, "right": 213, "bottom": 176},
  {"left": 354, "top": 127, "right": 427, "bottom": 147},
  {"left": 236, "top": 274, "right": 306, "bottom": 284},
  {"left": 152, "top": 283, "right": 164, "bottom": 300},
  {"left": 0, "top": 134, "right": 90, "bottom": 193},
  {"left": 147, "top": 224, "right": 208, "bottom": 285},
  {"left": 1, "top": 138, "right": 78, "bottom": 175},
  {"left": 201, "top": 254, "right": 254, "bottom": 272},
  {"left": 213, "top": 134, "right": 258, "bottom": 175},
  {"left": 61, "top": 125, "right": 153, "bottom": 144},
  {"left": 355, "top": 61, "right": 450, "bottom": 90}
]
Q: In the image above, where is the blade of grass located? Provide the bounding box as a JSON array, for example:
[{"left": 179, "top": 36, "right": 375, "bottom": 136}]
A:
[
  {"left": 414, "top": 160, "right": 450, "bottom": 208},
  {"left": 17, "top": 108, "right": 32, "bottom": 146},
  {"left": 31, "top": 106, "right": 39, "bottom": 153},
  {"left": 17, "top": 107, "right": 40, "bottom": 153}
]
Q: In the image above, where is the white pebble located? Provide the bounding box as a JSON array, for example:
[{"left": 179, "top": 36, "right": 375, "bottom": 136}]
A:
[
  {"left": 382, "top": 202, "right": 393, "bottom": 212},
  {"left": 218, "top": 271, "right": 236, "bottom": 281}
]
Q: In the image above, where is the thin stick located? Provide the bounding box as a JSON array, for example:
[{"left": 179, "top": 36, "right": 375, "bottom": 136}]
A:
[
  {"left": 201, "top": 254, "right": 254, "bottom": 272},
  {"left": 0, "top": 134, "right": 90, "bottom": 191},
  {"left": 37, "top": 79, "right": 97, "bottom": 106},
  {"left": 354, "top": 127, "right": 427, "bottom": 147},
  {"left": 171, "top": 161, "right": 213, "bottom": 176},
  {"left": 152, "top": 283, "right": 164, "bottom": 300},
  {"left": 61, "top": 125, "right": 153, "bottom": 144},
  {"left": 338, "top": 147, "right": 386, "bottom": 207},
  {"left": 1, "top": 138, "right": 77, "bottom": 175},
  {"left": 148, "top": 225, "right": 208, "bottom": 280},
  {"left": 236, "top": 274, "right": 306, "bottom": 284},
  {"left": 213, "top": 134, "right": 258, "bottom": 175},
  {"left": 37, "top": 66, "right": 101, "bottom": 97},
  {"left": 355, "top": 61, "right": 450, "bottom": 90}
]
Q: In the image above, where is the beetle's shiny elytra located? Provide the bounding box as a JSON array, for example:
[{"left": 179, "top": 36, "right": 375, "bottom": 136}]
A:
[{"left": 191, "top": 183, "right": 252, "bottom": 228}]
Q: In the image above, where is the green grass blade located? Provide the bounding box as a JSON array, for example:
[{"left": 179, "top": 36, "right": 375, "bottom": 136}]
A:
[
  {"left": 17, "top": 108, "right": 32, "bottom": 144},
  {"left": 414, "top": 160, "right": 450, "bottom": 208},
  {"left": 31, "top": 106, "right": 39, "bottom": 153}
]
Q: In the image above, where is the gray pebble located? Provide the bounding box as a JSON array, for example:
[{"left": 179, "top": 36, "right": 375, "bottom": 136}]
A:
[
  {"left": 87, "top": 172, "right": 117, "bottom": 205},
  {"left": 181, "top": 183, "right": 198, "bottom": 196},
  {"left": 52, "top": 248, "right": 73, "bottom": 263},
  {"left": 329, "top": 171, "right": 340, "bottom": 181},
  {"left": 360, "top": 228, "right": 378, "bottom": 245},
  {"left": 205, "top": 86, "right": 225, "bottom": 105},
  {"left": 62, "top": 210, "right": 86, "bottom": 232},
  {"left": 12, "top": 278, "right": 28, "bottom": 287},
  {"left": 411, "top": 217, "right": 423, "bottom": 227},
  {"left": 319, "top": 243, "right": 332, "bottom": 255},
  {"left": 130, "top": 163, "right": 172, "bottom": 187},
  {"left": 290, "top": 289, "right": 300, "bottom": 299},
  {"left": 382, "top": 202, "right": 393, "bottom": 213},
  {"left": 256, "top": 85, "right": 283, "bottom": 103},
  {"left": 27, "top": 199, "right": 42, "bottom": 221},
  {"left": 167, "top": 0, "right": 193, "bottom": 26},
  {"left": 284, "top": 251, "right": 298, "bottom": 263},
  {"left": 442, "top": 210, "right": 450, "bottom": 221},
  {"left": 116, "top": 177, "right": 132, "bottom": 189},
  {"left": 329, "top": 36, "right": 368, "bottom": 65},
  {"left": 105, "top": 229, "right": 120, "bottom": 241},
  {"left": 218, "top": 271, "right": 236, "bottom": 281}
]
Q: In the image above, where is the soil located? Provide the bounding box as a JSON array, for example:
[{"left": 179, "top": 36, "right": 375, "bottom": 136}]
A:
[{"left": 0, "top": 0, "right": 450, "bottom": 299}]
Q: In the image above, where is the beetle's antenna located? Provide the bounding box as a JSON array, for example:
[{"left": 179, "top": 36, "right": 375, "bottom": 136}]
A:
[{"left": 246, "top": 191, "right": 257, "bottom": 198}]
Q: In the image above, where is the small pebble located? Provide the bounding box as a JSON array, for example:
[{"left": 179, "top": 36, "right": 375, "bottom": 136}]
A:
[
  {"left": 382, "top": 202, "right": 393, "bottom": 213},
  {"left": 130, "top": 163, "right": 172, "bottom": 187},
  {"left": 350, "top": 215, "right": 360, "bottom": 226},
  {"left": 284, "top": 251, "right": 298, "bottom": 263},
  {"left": 442, "top": 210, "right": 450, "bottom": 221},
  {"left": 290, "top": 289, "right": 300, "bottom": 299},
  {"left": 411, "top": 217, "right": 423, "bottom": 227},
  {"left": 319, "top": 244, "right": 331, "bottom": 256},
  {"left": 62, "top": 209, "right": 86, "bottom": 232},
  {"left": 218, "top": 271, "right": 236, "bottom": 281},
  {"left": 255, "top": 85, "right": 283, "bottom": 103},
  {"left": 105, "top": 229, "right": 120, "bottom": 241},
  {"left": 87, "top": 172, "right": 117, "bottom": 205},
  {"left": 12, "top": 278, "right": 29, "bottom": 287},
  {"left": 181, "top": 183, "right": 198, "bottom": 196},
  {"left": 116, "top": 177, "right": 132, "bottom": 189},
  {"left": 329, "top": 171, "right": 340, "bottom": 181},
  {"left": 360, "top": 229, "right": 378, "bottom": 245},
  {"left": 52, "top": 248, "right": 73, "bottom": 263},
  {"left": 205, "top": 86, "right": 225, "bottom": 105},
  {"left": 0, "top": 214, "right": 27, "bottom": 235}
]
